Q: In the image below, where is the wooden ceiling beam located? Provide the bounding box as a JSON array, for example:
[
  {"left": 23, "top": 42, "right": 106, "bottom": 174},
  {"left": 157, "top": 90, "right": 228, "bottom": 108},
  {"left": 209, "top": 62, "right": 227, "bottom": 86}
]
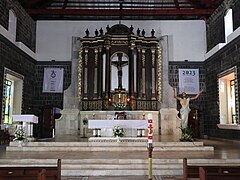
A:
[{"left": 27, "top": 8, "right": 214, "bottom": 16}]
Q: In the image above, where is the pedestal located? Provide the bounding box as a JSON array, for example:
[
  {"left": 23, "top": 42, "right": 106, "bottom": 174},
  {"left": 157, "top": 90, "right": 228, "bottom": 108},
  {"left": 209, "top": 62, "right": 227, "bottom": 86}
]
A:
[
  {"left": 160, "top": 108, "right": 181, "bottom": 137},
  {"left": 55, "top": 109, "right": 79, "bottom": 136}
]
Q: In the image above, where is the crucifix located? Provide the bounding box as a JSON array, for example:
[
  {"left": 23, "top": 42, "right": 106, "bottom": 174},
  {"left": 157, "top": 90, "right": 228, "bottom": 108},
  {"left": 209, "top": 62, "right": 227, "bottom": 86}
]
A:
[{"left": 112, "top": 53, "right": 128, "bottom": 90}]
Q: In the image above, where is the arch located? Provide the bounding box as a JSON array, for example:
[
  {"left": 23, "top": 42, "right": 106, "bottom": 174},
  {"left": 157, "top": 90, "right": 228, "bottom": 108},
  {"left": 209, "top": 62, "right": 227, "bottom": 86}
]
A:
[{"left": 8, "top": 9, "right": 17, "bottom": 41}]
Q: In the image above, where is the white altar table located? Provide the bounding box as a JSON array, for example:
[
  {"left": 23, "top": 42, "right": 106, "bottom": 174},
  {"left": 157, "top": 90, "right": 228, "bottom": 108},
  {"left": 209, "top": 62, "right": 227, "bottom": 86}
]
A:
[
  {"left": 88, "top": 120, "right": 148, "bottom": 137},
  {"left": 12, "top": 115, "right": 38, "bottom": 140}
]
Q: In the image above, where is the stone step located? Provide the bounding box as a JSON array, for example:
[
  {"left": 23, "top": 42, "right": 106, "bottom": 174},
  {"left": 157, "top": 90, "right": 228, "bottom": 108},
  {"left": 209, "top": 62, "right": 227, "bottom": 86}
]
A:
[
  {"left": 8, "top": 141, "right": 204, "bottom": 147},
  {"left": 62, "top": 159, "right": 182, "bottom": 164},
  {"left": 61, "top": 169, "right": 183, "bottom": 176},
  {"left": 6, "top": 146, "right": 213, "bottom": 152},
  {"left": 6, "top": 141, "right": 213, "bottom": 152},
  {"left": 61, "top": 164, "right": 182, "bottom": 170},
  {"left": 1, "top": 158, "right": 240, "bottom": 176}
]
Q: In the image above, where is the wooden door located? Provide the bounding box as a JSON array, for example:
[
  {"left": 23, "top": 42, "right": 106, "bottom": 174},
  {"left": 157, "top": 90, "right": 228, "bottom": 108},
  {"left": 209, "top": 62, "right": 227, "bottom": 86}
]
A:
[{"left": 42, "top": 107, "right": 54, "bottom": 138}]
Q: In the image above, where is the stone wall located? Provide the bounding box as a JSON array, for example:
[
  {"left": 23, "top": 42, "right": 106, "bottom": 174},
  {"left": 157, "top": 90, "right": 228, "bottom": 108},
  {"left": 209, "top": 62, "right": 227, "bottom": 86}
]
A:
[{"left": 0, "top": 0, "right": 36, "bottom": 51}]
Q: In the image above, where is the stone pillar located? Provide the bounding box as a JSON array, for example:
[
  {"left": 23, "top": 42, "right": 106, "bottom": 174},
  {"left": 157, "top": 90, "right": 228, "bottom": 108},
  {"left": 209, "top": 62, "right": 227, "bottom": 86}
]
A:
[
  {"left": 55, "top": 37, "right": 81, "bottom": 137},
  {"left": 55, "top": 109, "right": 79, "bottom": 136}
]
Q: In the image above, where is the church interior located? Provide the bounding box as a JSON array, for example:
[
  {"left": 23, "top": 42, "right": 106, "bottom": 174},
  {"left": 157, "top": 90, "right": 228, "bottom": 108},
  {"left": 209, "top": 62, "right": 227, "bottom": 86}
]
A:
[{"left": 1, "top": 0, "right": 240, "bottom": 179}]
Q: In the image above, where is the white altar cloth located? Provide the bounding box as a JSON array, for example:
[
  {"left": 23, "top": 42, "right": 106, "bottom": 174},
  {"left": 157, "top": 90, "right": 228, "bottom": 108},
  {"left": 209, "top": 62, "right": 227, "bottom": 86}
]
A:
[
  {"left": 12, "top": 115, "right": 38, "bottom": 123},
  {"left": 12, "top": 115, "right": 38, "bottom": 139},
  {"left": 88, "top": 120, "right": 148, "bottom": 129}
]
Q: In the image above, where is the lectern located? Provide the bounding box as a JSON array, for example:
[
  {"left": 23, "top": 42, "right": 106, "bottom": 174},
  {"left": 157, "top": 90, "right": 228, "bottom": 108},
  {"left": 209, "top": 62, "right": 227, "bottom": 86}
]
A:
[{"left": 12, "top": 115, "right": 38, "bottom": 141}]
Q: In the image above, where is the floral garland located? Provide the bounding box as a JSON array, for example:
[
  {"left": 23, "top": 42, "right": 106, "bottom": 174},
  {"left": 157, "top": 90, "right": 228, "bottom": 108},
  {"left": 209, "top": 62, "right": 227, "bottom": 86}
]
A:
[
  {"left": 113, "top": 126, "right": 124, "bottom": 137},
  {"left": 13, "top": 126, "right": 26, "bottom": 141}
]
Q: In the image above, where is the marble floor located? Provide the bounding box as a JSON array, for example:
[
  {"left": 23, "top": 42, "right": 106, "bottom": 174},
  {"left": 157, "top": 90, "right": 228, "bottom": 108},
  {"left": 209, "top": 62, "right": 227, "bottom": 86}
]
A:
[
  {"left": 1, "top": 136, "right": 240, "bottom": 160},
  {"left": 0, "top": 136, "right": 240, "bottom": 179},
  {"left": 61, "top": 175, "right": 182, "bottom": 180}
]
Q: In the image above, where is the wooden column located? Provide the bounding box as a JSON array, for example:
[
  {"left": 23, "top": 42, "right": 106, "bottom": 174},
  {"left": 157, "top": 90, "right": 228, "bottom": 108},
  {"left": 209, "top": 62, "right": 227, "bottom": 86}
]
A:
[
  {"left": 129, "top": 44, "right": 135, "bottom": 98},
  {"left": 137, "top": 46, "right": 142, "bottom": 99},
  {"left": 105, "top": 45, "right": 111, "bottom": 99},
  {"left": 98, "top": 47, "right": 103, "bottom": 99}
]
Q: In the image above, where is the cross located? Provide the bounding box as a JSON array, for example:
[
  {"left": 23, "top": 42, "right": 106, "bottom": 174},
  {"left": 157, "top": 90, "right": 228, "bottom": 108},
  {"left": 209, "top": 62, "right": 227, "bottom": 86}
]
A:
[{"left": 112, "top": 53, "right": 128, "bottom": 90}]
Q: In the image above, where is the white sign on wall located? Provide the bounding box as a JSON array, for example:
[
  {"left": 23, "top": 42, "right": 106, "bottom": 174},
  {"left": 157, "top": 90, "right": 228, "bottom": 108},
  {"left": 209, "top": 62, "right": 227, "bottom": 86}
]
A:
[
  {"left": 43, "top": 68, "right": 64, "bottom": 93},
  {"left": 178, "top": 69, "right": 199, "bottom": 94}
]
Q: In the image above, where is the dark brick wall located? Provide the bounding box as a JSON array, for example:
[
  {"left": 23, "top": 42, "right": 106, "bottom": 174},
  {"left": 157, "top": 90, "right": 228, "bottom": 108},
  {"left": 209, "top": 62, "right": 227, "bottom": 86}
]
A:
[
  {"left": 0, "top": 0, "right": 36, "bottom": 51},
  {"left": 0, "top": 34, "right": 36, "bottom": 118},
  {"left": 169, "top": 61, "right": 206, "bottom": 137},
  {"left": 206, "top": 5, "right": 225, "bottom": 51},
  {"left": 0, "top": 34, "right": 72, "bottom": 137},
  {"left": 0, "top": 0, "right": 8, "bottom": 29},
  {"left": 233, "top": 0, "right": 240, "bottom": 30},
  {"left": 204, "top": 35, "right": 240, "bottom": 140},
  {"left": 33, "top": 62, "right": 71, "bottom": 137},
  {"left": 33, "top": 62, "right": 71, "bottom": 117},
  {"left": 206, "top": 0, "right": 240, "bottom": 51}
]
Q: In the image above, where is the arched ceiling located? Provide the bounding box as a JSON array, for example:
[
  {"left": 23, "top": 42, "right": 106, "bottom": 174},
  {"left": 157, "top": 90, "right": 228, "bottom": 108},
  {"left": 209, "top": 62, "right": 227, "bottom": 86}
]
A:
[{"left": 18, "top": 0, "right": 224, "bottom": 20}]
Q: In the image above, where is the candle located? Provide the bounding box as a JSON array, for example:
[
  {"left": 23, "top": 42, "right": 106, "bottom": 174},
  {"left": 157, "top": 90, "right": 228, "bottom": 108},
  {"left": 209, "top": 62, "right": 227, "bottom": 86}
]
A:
[{"left": 148, "top": 113, "right": 153, "bottom": 144}]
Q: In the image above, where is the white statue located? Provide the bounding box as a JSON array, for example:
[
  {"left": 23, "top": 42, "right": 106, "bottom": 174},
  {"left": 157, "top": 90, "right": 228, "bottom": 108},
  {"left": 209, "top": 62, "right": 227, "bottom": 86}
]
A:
[{"left": 173, "top": 88, "right": 204, "bottom": 128}]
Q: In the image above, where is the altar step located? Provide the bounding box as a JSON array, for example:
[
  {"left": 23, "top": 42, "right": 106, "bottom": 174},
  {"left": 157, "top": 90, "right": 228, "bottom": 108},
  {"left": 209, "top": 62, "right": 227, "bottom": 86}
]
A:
[
  {"left": 1, "top": 159, "right": 240, "bottom": 176},
  {"left": 6, "top": 141, "right": 214, "bottom": 152}
]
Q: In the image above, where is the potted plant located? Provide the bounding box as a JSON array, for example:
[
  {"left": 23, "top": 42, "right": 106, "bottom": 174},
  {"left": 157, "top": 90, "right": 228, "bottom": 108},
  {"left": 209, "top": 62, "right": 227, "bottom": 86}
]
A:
[
  {"left": 179, "top": 127, "right": 193, "bottom": 142},
  {"left": 13, "top": 126, "right": 26, "bottom": 146}
]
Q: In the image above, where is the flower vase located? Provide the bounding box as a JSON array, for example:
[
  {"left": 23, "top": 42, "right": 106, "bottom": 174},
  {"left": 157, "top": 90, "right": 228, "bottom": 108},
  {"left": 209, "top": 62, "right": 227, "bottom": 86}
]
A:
[
  {"left": 116, "top": 136, "right": 120, "bottom": 142},
  {"left": 18, "top": 141, "right": 23, "bottom": 147}
]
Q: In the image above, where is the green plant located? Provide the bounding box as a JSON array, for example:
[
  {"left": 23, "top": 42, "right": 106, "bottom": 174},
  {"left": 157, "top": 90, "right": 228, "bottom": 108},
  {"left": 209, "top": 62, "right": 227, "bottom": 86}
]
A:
[
  {"left": 113, "top": 126, "right": 124, "bottom": 137},
  {"left": 82, "top": 118, "right": 88, "bottom": 125},
  {"left": 179, "top": 127, "right": 193, "bottom": 142},
  {"left": 13, "top": 126, "right": 25, "bottom": 141}
]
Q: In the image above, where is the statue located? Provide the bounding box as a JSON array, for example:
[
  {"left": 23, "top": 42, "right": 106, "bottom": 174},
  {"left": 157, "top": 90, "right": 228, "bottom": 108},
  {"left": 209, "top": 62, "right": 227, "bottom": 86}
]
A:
[{"left": 173, "top": 88, "right": 204, "bottom": 128}]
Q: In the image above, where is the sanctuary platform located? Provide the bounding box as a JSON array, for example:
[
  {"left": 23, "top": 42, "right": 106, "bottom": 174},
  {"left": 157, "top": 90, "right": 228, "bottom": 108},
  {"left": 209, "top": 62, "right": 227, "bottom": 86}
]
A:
[{"left": 2, "top": 136, "right": 240, "bottom": 178}]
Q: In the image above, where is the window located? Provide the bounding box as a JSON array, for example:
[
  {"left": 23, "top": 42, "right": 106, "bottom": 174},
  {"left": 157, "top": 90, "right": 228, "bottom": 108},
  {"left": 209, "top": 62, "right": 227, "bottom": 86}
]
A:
[
  {"left": 3, "top": 80, "right": 13, "bottom": 124},
  {"left": 8, "top": 10, "right": 17, "bottom": 41},
  {"left": 224, "top": 9, "right": 233, "bottom": 43},
  {"left": 1, "top": 68, "right": 23, "bottom": 128},
  {"left": 218, "top": 67, "right": 238, "bottom": 124}
]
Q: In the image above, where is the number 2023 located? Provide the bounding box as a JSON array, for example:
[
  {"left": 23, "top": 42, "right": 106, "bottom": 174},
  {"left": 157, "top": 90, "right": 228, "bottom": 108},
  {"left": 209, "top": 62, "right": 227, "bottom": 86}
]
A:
[{"left": 182, "top": 70, "right": 195, "bottom": 76}]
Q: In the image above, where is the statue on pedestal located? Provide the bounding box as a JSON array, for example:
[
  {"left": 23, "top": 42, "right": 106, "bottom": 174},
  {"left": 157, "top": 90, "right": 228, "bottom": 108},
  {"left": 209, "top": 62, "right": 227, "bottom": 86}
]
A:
[{"left": 173, "top": 88, "right": 204, "bottom": 128}]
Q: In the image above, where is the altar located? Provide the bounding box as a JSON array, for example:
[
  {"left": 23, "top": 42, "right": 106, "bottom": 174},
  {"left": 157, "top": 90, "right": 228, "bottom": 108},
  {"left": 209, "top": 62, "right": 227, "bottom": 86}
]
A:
[
  {"left": 88, "top": 119, "right": 148, "bottom": 137},
  {"left": 56, "top": 24, "right": 179, "bottom": 138},
  {"left": 12, "top": 114, "right": 38, "bottom": 141}
]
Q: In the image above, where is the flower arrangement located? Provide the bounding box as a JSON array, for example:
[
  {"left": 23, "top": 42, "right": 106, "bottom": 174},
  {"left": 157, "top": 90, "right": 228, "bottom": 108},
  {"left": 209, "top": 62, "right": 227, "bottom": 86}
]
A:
[
  {"left": 179, "top": 127, "right": 193, "bottom": 142},
  {"left": 113, "top": 126, "right": 124, "bottom": 137},
  {"left": 13, "top": 126, "right": 26, "bottom": 141}
]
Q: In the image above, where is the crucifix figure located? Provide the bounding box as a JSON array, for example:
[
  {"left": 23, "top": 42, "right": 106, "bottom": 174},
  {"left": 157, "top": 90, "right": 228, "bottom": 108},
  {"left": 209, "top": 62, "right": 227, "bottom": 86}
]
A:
[{"left": 112, "top": 53, "right": 128, "bottom": 90}]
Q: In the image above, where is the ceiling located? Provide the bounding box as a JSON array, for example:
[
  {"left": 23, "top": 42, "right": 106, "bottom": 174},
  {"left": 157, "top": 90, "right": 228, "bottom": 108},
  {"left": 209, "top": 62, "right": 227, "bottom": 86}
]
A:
[{"left": 18, "top": 0, "right": 224, "bottom": 21}]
